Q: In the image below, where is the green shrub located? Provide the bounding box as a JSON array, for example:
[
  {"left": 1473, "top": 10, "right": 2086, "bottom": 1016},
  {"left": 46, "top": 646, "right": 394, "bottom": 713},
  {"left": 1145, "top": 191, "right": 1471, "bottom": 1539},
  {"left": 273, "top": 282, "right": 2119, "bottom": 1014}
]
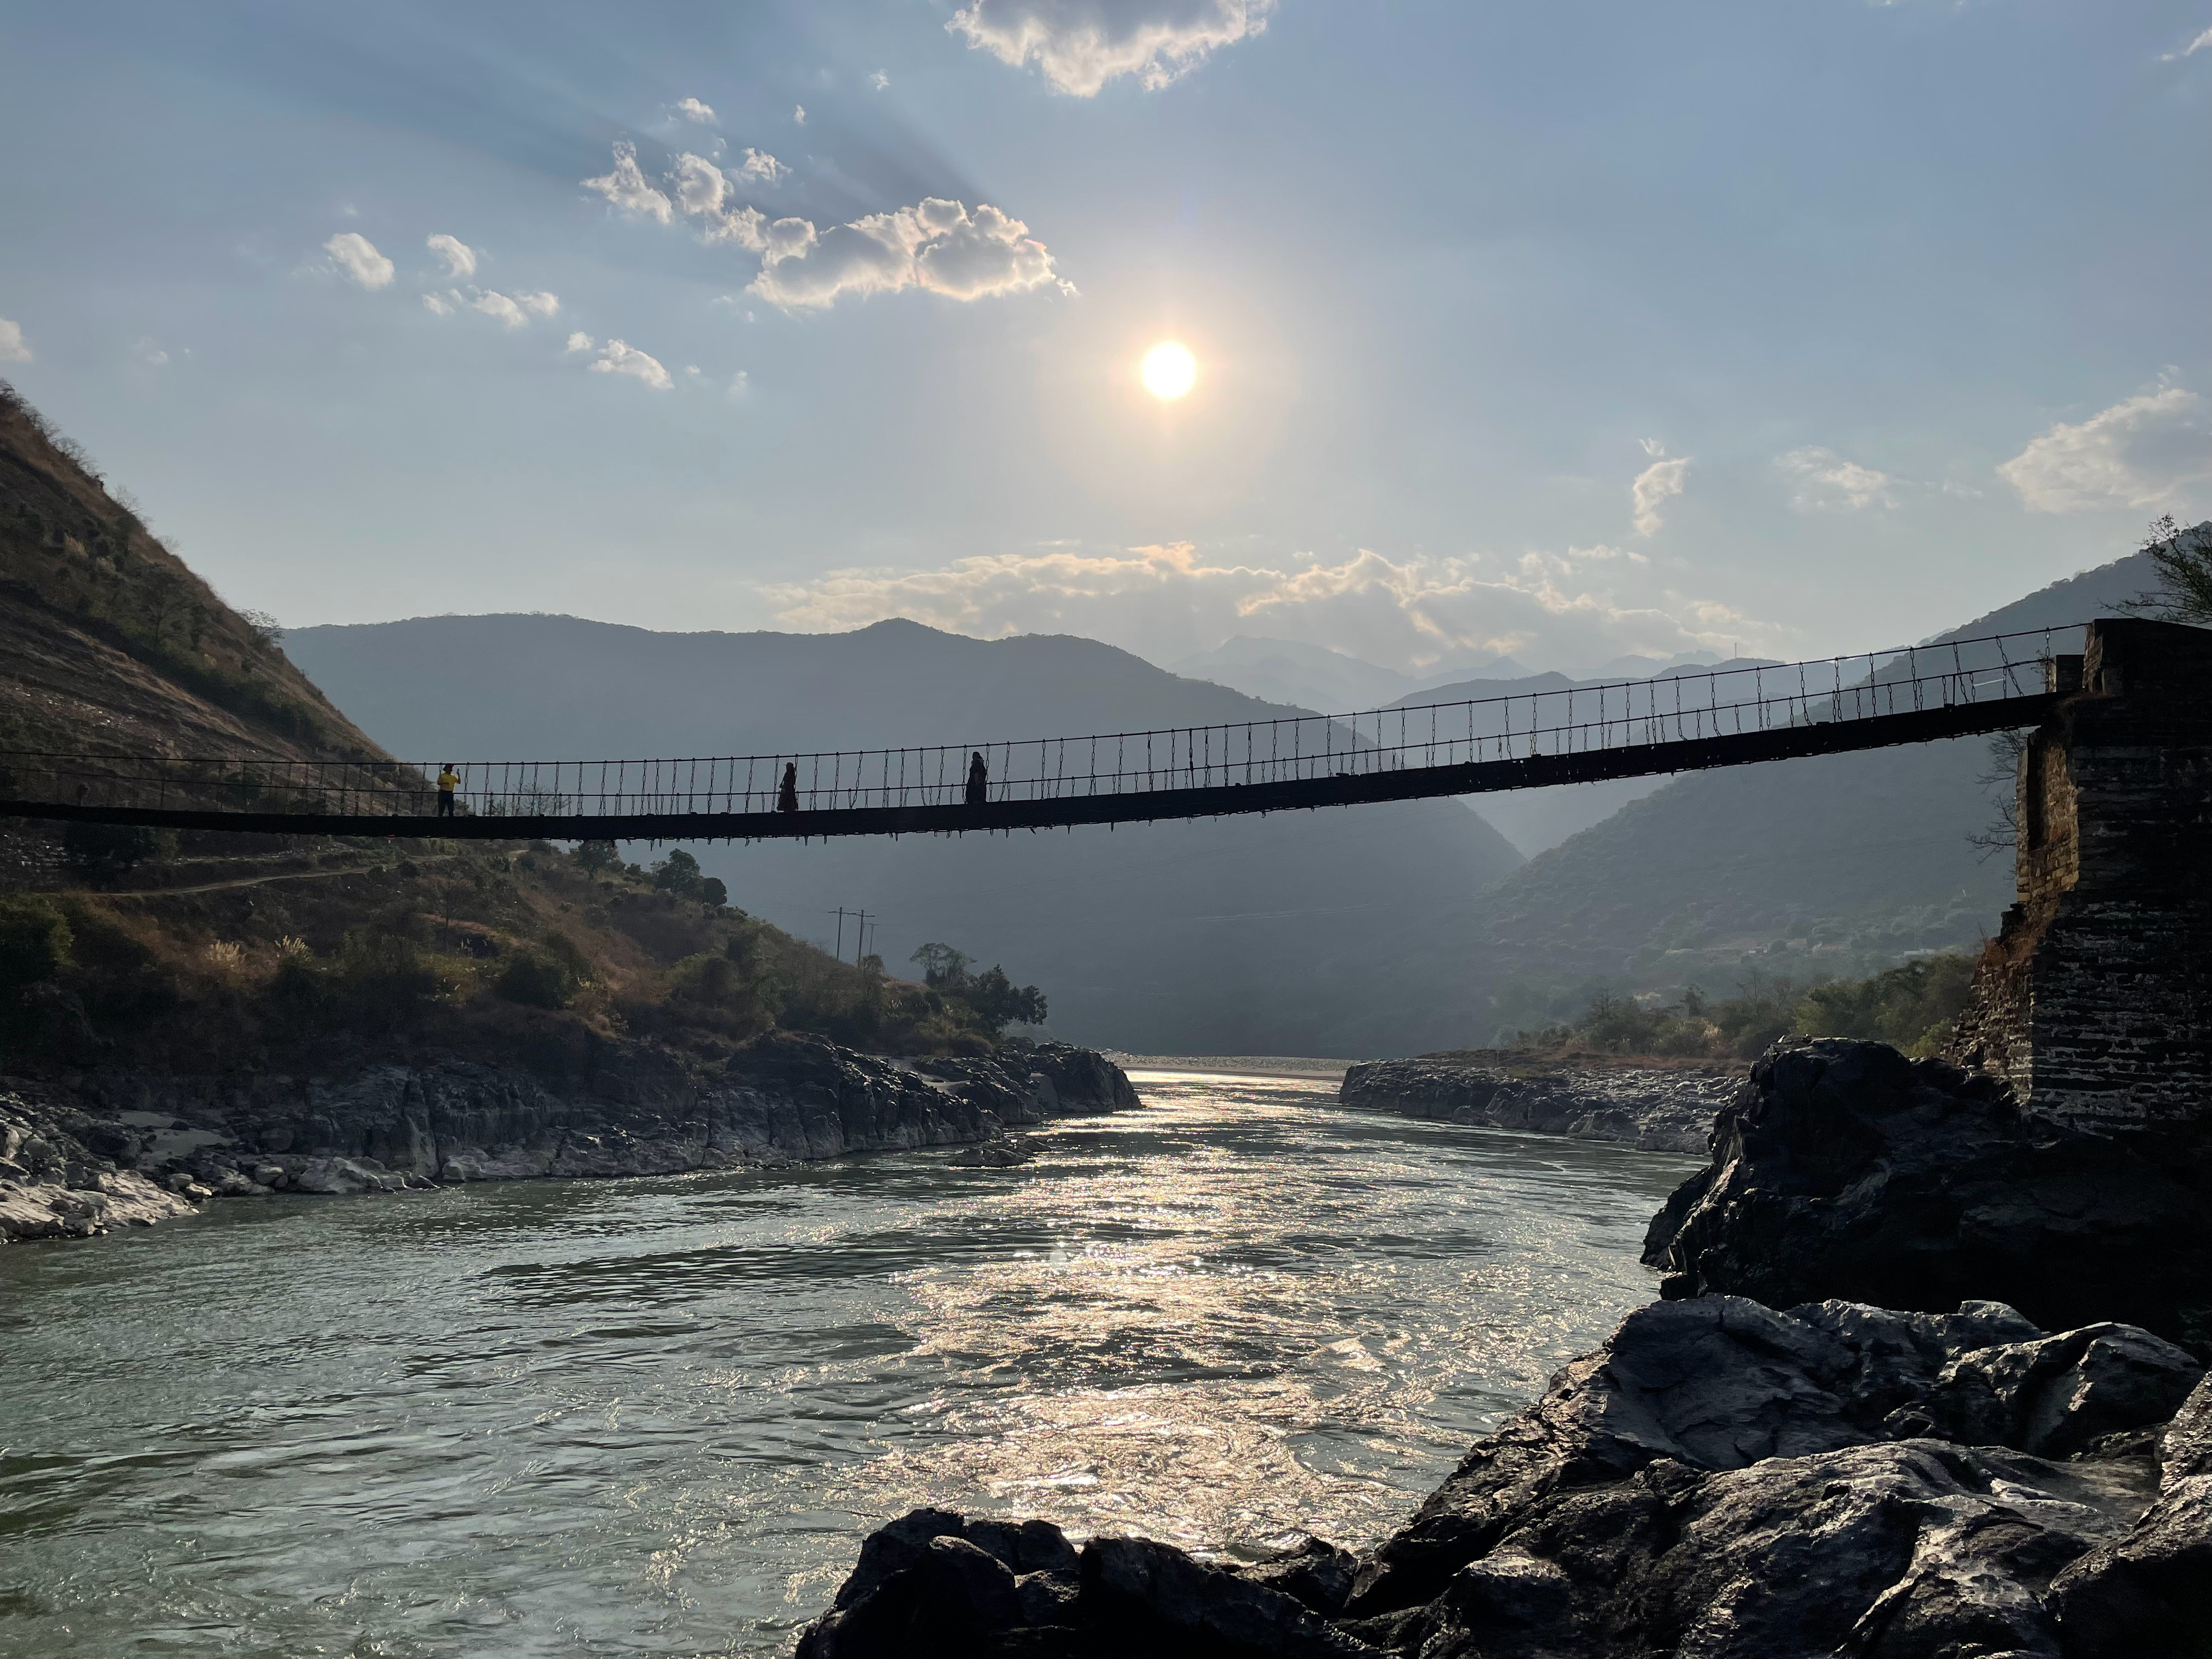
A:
[
  {"left": 0, "top": 895, "right": 72, "bottom": 993},
  {"left": 61, "top": 821, "right": 172, "bottom": 882},
  {"left": 496, "top": 951, "right": 574, "bottom": 1009}
]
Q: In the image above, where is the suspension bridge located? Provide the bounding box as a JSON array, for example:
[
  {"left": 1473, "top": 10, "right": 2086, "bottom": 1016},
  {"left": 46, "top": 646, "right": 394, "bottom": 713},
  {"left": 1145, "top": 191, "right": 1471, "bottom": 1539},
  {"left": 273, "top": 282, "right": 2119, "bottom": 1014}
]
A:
[{"left": 0, "top": 629, "right": 2079, "bottom": 843}]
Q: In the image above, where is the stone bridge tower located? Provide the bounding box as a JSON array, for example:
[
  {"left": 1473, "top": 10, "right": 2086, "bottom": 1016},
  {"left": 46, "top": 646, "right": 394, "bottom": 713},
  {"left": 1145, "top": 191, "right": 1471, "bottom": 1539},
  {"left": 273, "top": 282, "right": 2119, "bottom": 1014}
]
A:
[{"left": 1953, "top": 617, "right": 2212, "bottom": 1128}]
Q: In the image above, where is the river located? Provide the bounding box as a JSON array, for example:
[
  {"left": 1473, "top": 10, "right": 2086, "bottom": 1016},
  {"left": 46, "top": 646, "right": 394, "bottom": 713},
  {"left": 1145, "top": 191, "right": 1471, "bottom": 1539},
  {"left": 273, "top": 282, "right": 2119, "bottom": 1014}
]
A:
[{"left": 0, "top": 1071, "right": 1700, "bottom": 1658}]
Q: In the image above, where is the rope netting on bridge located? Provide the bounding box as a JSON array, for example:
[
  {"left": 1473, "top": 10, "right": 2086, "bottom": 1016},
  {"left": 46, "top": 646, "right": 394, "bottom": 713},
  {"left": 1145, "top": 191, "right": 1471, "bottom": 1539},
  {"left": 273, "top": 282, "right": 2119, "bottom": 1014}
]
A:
[{"left": 0, "top": 628, "right": 2076, "bottom": 832}]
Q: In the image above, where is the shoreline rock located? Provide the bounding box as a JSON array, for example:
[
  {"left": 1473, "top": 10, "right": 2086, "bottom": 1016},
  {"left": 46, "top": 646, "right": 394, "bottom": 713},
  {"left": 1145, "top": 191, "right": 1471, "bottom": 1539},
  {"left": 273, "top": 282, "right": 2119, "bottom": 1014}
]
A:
[
  {"left": 1339, "top": 1056, "right": 1734, "bottom": 1154},
  {"left": 1641, "top": 1039, "right": 2212, "bottom": 1358},
  {"left": 797, "top": 1294, "right": 2209, "bottom": 1657},
  {"left": 0, "top": 1037, "right": 1138, "bottom": 1240}
]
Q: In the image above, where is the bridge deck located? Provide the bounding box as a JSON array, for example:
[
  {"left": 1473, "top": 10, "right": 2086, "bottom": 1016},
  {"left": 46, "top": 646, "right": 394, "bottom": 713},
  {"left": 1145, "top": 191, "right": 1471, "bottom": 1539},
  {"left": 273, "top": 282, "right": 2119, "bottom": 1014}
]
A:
[{"left": 0, "top": 627, "right": 2070, "bottom": 842}]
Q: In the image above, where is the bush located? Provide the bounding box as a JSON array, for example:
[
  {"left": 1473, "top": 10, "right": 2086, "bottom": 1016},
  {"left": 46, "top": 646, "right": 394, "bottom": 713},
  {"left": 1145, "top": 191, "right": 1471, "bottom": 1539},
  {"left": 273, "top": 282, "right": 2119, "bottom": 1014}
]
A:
[
  {"left": 0, "top": 895, "right": 72, "bottom": 993},
  {"left": 331, "top": 930, "right": 445, "bottom": 1032},
  {"left": 61, "top": 821, "right": 171, "bottom": 882},
  {"left": 496, "top": 930, "right": 589, "bottom": 1009}
]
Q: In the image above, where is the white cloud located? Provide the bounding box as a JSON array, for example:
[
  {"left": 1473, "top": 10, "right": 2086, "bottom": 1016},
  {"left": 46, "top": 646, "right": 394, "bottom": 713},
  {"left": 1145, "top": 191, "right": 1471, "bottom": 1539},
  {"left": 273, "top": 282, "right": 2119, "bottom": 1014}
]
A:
[
  {"left": 729, "top": 370, "right": 751, "bottom": 397},
  {"left": 794, "top": 104, "right": 807, "bottom": 124},
  {"left": 671, "top": 153, "right": 772, "bottom": 249},
  {"left": 426, "top": 233, "right": 477, "bottom": 280},
  {"left": 1998, "top": 385, "right": 2211, "bottom": 512},
  {"left": 949, "top": 0, "right": 1273, "bottom": 95},
  {"left": 566, "top": 331, "right": 594, "bottom": 353},
  {"left": 752, "top": 198, "right": 1059, "bottom": 308},
  {"left": 0, "top": 317, "right": 30, "bottom": 363},
  {"left": 2162, "top": 25, "right": 2212, "bottom": 59},
  {"left": 674, "top": 96, "right": 718, "bottom": 123},
  {"left": 868, "top": 70, "right": 890, "bottom": 91},
  {"left": 762, "top": 540, "right": 1774, "bottom": 676},
  {"left": 325, "top": 231, "right": 395, "bottom": 289},
  {"left": 1630, "top": 451, "right": 1690, "bottom": 535},
  {"left": 134, "top": 337, "right": 168, "bottom": 365},
  {"left": 582, "top": 139, "right": 674, "bottom": 224},
  {"left": 588, "top": 338, "right": 673, "bottom": 391},
  {"left": 424, "top": 287, "right": 559, "bottom": 328},
  {"left": 735, "top": 147, "right": 789, "bottom": 184},
  {"left": 1776, "top": 446, "right": 1896, "bottom": 511}
]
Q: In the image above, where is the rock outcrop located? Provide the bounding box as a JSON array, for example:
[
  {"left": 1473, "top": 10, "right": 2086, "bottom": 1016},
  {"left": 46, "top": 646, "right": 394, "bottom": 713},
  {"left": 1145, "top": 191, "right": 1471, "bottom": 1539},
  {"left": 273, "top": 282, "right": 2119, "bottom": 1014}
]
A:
[
  {"left": 796, "top": 1295, "right": 2208, "bottom": 1658},
  {"left": 1339, "top": 1056, "right": 1734, "bottom": 1154},
  {"left": 1641, "top": 1039, "right": 2212, "bottom": 1357},
  {"left": 0, "top": 1037, "right": 1138, "bottom": 1236},
  {"left": 0, "top": 1091, "right": 200, "bottom": 1239}
]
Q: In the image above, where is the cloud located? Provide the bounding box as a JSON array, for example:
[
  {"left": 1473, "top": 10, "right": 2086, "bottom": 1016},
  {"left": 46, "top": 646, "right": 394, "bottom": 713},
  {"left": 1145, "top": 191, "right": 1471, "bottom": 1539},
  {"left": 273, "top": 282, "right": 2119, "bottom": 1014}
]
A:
[
  {"left": 582, "top": 139, "right": 674, "bottom": 223},
  {"left": 1776, "top": 446, "right": 1896, "bottom": 511},
  {"left": 729, "top": 370, "right": 751, "bottom": 397},
  {"left": 735, "top": 147, "right": 789, "bottom": 185},
  {"left": 426, "top": 233, "right": 477, "bottom": 280},
  {"left": 134, "top": 337, "right": 169, "bottom": 365},
  {"left": 2162, "top": 25, "right": 2212, "bottom": 59},
  {"left": 0, "top": 317, "right": 30, "bottom": 363},
  {"left": 1630, "top": 451, "right": 1690, "bottom": 535},
  {"left": 761, "top": 540, "right": 1775, "bottom": 677},
  {"left": 325, "top": 231, "right": 394, "bottom": 289},
  {"left": 752, "top": 198, "right": 1059, "bottom": 308},
  {"left": 424, "top": 287, "right": 558, "bottom": 327},
  {"left": 588, "top": 338, "right": 673, "bottom": 390},
  {"left": 674, "top": 96, "right": 718, "bottom": 123},
  {"left": 794, "top": 104, "right": 806, "bottom": 124},
  {"left": 671, "top": 153, "right": 771, "bottom": 249},
  {"left": 868, "top": 70, "right": 890, "bottom": 91},
  {"left": 1998, "top": 385, "right": 2211, "bottom": 512},
  {"left": 949, "top": 0, "right": 1273, "bottom": 95},
  {"left": 566, "top": 331, "right": 594, "bottom": 353}
]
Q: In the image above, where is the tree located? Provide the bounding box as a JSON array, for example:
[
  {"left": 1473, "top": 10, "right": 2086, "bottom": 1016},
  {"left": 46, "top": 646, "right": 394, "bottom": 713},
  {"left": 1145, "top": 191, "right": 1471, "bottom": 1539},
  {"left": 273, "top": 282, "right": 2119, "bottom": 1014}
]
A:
[
  {"left": 910, "top": 942, "right": 974, "bottom": 990},
  {"left": 2127, "top": 515, "right": 2212, "bottom": 624},
  {"left": 574, "top": 839, "right": 619, "bottom": 874},
  {"left": 700, "top": 876, "right": 728, "bottom": 909},
  {"left": 61, "top": 822, "right": 168, "bottom": 883},
  {"left": 651, "top": 848, "right": 704, "bottom": 898}
]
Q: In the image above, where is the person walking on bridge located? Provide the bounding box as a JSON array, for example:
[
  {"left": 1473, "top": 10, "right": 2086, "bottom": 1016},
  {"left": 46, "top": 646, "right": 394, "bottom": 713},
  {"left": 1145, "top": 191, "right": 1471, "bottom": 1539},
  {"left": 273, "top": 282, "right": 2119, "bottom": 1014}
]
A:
[
  {"left": 435, "top": 763, "right": 460, "bottom": 818},
  {"left": 965, "top": 751, "right": 989, "bottom": 806},
  {"left": 777, "top": 761, "right": 799, "bottom": 814}
]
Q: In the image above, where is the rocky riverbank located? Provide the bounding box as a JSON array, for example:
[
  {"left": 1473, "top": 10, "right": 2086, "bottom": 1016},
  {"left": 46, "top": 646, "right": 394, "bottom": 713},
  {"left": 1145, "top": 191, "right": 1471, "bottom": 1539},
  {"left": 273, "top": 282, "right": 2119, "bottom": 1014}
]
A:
[
  {"left": 1339, "top": 1054, "right": 1736, "bottom": 1154},
  {"left": 0, "top": 1037, "right": 1137, "bottom": 1241},
  {"left": 1643, "top": 1039, "right": 2212, "bottom": 1357},
  {"left": 798, "top": 1291, "right": 2209, "bottom": 1657}
]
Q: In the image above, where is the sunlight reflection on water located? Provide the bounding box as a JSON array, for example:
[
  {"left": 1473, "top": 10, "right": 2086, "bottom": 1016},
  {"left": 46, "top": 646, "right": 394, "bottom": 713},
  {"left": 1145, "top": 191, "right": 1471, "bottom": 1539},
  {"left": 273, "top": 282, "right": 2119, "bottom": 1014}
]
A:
[{"left": 0, "top": 1071, "right": 1697, "bottom": 1658}]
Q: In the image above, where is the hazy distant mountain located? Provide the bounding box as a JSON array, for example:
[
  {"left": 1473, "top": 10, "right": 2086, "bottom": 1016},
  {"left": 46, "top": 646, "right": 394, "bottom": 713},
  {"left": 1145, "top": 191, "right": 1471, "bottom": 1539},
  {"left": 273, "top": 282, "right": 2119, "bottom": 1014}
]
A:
[
  {"left": 287, "top": 617, "right": 1525, "bottom": 1054},
  {"left": 1169, "top": 635, "right": 1529, "bottom": 719},
  {"left": 1328, "top": 550, "right": 2170, "bottom": 1050}
]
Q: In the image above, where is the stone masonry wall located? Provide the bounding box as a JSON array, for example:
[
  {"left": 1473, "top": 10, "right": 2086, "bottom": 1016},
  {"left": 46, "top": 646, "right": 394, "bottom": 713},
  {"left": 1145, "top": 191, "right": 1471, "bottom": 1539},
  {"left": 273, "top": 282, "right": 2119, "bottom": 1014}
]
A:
[{"left": 1953, "top": 618, "right": 2212, "bottom": 1128}]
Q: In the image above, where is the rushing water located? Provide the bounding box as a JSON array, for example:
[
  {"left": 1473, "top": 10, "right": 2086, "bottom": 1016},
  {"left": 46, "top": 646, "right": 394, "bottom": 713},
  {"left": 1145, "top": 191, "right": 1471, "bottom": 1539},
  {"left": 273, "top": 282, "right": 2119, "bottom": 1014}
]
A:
[{"left": 0, "top": 1073, "right": 1699, "bottom": 1659}]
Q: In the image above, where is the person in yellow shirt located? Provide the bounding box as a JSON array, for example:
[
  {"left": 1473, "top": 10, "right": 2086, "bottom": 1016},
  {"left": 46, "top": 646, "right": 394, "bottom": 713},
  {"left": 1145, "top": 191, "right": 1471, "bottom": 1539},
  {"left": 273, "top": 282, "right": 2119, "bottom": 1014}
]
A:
[{"left": 436, "top": 764, "right": 461, "bottom": 818}]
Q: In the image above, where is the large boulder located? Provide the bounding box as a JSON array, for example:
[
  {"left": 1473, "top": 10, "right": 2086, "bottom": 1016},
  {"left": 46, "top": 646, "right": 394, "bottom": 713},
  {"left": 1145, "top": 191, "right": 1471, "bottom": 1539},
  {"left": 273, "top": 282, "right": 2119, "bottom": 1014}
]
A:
[{"left": 1641, "top": 1040, "right": 2212, "bottom": 1356}]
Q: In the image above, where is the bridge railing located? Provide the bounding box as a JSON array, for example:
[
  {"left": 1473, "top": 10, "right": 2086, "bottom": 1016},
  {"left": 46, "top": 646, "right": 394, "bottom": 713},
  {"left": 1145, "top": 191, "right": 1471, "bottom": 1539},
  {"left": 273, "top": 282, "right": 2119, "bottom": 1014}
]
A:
[{"left": 0, "top": 628, "right": 2073, "bottom": 825}]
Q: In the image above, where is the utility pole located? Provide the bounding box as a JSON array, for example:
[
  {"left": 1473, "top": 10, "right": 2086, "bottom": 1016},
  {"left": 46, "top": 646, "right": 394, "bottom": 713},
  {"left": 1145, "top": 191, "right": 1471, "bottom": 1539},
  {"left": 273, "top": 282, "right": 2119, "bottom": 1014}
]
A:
[
  {"left": 854, "top": 910, "right": 872, "bottom": 964},
  {"left": 832, "top": 906, "right": 848, "bottom": 961}
]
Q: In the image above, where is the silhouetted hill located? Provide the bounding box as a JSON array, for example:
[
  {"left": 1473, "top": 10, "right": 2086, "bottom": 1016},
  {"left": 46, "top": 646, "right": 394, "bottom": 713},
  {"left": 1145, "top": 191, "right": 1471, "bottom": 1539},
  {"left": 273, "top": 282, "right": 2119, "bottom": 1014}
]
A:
[
  {"left": 1330, "top": 550, "right": 2178, "bottom": 1048},
  {"left": 286, "top": 617, "right": 1528, "bottom": 1053}
]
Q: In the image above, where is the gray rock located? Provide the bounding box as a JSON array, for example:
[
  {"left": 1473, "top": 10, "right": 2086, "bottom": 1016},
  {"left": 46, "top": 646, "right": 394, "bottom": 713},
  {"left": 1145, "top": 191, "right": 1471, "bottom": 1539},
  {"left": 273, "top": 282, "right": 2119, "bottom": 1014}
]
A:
[
  {"left": 2045, "top": 1375, "right": 2212, "bottom": 1656},
  {"left": 1643, "top": 1039, "right": 2212, "bottom": 1357},
  {"left": 1340, "top": 1057, "right": 1735, "bottom": 1153}
]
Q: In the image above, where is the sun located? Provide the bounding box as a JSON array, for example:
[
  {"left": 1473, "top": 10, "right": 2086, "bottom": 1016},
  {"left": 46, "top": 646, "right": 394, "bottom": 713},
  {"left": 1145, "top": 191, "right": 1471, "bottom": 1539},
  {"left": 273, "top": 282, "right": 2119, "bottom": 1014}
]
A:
[{"left": 1141, "top": 341, "right": 1197, "bottom": 400}]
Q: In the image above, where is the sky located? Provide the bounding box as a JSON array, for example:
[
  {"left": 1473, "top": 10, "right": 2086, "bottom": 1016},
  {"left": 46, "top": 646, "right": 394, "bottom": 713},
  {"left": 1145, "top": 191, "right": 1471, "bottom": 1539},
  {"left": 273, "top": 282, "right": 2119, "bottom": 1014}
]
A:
[{"left": 3, "top": 0, "right": 2210, "bottom": 678}]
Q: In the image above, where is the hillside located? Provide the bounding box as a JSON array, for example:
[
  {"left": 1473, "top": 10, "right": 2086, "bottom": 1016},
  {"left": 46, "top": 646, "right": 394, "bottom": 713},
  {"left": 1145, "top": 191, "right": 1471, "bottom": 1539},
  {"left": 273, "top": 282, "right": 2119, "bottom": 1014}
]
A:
[
  {"left": 0, "top": 386, "right": 1027, "bottom": 1085},
  {"left": 285, "top": 617, "right": 1528, "bottom": 1054},
  {"left": 1331, "top": 546, "right": 2182, "bottom": 1048}
]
